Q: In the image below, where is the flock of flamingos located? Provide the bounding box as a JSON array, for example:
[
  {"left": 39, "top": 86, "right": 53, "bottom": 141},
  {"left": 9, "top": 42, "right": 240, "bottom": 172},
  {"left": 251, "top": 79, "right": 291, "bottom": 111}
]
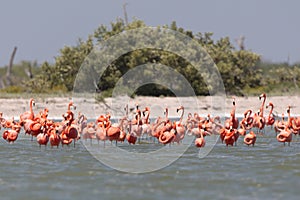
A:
[{"left": 0, "top": 93, "right": 299, "bottom": 148}]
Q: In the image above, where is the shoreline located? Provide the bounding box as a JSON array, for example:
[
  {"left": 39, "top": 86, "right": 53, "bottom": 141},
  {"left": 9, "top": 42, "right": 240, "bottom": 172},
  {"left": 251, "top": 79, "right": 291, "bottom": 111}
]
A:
[{"left": 1, "top": 95, "right": 299, "bottom": 120}]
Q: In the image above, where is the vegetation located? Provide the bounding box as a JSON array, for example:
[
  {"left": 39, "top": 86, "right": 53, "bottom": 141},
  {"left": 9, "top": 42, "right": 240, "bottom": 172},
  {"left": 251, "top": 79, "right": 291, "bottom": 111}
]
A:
[{"left": 0, "top": 18, "right": 299, "bottom": 97}]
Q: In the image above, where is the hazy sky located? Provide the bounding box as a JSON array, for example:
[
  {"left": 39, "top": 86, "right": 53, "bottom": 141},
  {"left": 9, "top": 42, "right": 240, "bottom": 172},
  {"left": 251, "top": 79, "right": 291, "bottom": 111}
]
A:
[{"left": 0, "top": 0, "right": 299, "bottom": 67}]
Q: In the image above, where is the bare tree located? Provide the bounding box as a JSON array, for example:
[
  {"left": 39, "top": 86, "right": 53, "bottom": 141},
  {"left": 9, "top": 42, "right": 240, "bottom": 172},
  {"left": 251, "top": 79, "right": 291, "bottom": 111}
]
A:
[
  {"left": 123, "top": 3, "right": 129, "bottom": 25},
  {"left": 6, "top": 46, "right": 17, "bottom": 86},
  {"left": 235, "top": 35, "right": 245, "bottom": 50}
]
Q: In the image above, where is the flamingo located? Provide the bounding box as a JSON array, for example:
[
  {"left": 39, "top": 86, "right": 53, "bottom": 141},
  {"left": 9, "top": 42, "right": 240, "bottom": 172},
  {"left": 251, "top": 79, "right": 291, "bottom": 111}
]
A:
[
  {"left": 141, "top": 107, "right": 152, "bottom": 138},
  {"left": 20, "top": 98, "right": 35, "bottom": 125},
  {"left": 127, "top": 109, "right": 142, "bottom": 144},
  {"left": 225, "top": 97, "right": 239, "bottom": 129},
  {"left": 48, "top": 128, "right": 61, "bottom": 148},
  {"left": 276, "top": 126, "right": 292, "bottom": 146},
  {"left": 243, "top": 131, "right": 257, "bottom": 146},
  {"left": 2, "top": 117, "right": 15, "bottom": 129},
  {"left": 3, "top": 129, "right": 19, "bottom": 143},
  {"left": 242, "top": 109, "right": 254, "bottom": 128},
  {"left": 158, "top": 122, "right": 176, "bottom": 145},
  {"left": 95, "top": 123, "right": 107, "bottom": 146},
  {"left": 151, "top": 108, "right": 170, "bottom": 140},
  {"left": 185, "top": 113, "right": 194, "bottom": 134},
  {"left": 186, "top": 114, "right": 200, "bottom": 136},
  {"left": 266, "top": 102, "right": 275, "bottom": 126},
  {"left": 82, "top": 122, "right": 96, "bottom": 144},
  {"left": 173, "top": 106, "right": 186, "bottom": 144},
  {"left": 224, "top": 127, "right": 236, "bottom": 146},
  {"left": 219, "top": 128, "right": 226, "bottom": 143},
  {"left": 253, "top": 93, "right": 266, "bottom": 131},
  {"left": 274, "top": 113, "right": 286, "bottom": 133},
  {"left": 2, "top": 123, "right": 21, "bottom": 143},
  {"left": 237, "top": 118, "right": 247, "bottom": 136},
  {"left": 36, "top": 133, "right": 49, "bottom": 147},
  {"left": 195, "top": 124, "right": 206, "bottom": 148},
  {"left": 131, "top": 109, "right": 143, "bottom": 139},
  {"left": 150, "top": 118, "right": 167, "bottom": 139},
  {"left": 285, "top": 106, "right": 299, "bottom": 135},
  {"left": 67, "top": 101, "right": 76, "bottom": 111},
  {"left": 126, "top": 125, "right": 137, "bottom": 145},
  {"left": 29, "top": 120, "right": 43, "bottom": 137},
  {"left": 104, "top": 116, "right": 127, "bottom": 145}
]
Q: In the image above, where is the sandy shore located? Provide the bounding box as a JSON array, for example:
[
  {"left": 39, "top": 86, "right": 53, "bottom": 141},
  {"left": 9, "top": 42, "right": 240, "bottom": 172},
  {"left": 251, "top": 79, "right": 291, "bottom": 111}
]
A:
[{"left": 1, "top": 95, "right": 300, "bottom": 120}]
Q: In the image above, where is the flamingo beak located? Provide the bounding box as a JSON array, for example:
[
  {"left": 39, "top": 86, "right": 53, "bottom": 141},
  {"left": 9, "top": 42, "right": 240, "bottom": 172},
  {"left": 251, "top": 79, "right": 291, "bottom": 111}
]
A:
[{"left": 176, "top": 108, "right": 179, "bottom": 113}]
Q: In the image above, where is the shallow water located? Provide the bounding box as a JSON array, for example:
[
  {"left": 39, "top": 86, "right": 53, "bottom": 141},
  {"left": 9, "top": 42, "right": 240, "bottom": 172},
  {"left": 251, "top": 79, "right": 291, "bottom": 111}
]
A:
[{"left": 1, "top": 124, "right": 300, "bottom": 200}]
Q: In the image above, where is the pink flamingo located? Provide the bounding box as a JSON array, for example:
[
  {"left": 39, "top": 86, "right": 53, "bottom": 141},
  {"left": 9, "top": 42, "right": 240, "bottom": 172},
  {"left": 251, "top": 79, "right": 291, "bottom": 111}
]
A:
[
  {"left": 253, "top": 93, "right": 266, "bottom": 131},
  {"left": 158, "top": 122, "right": 176, "bottom": 145},
  {"left": 36, "top": 133, "right": 49, "bottom": 147},
  {"left": 244, "top": 131, "right": 257, "bottom": 146},
  {"left": 277, "top": 126, "right": 292, "bottom": 146},
  {"left": 266, "top": 102, "right": 275, "bottom": 126},
  {"left": 2, "top": 123, "right": 21, "bottom": 143},
  {"left": 20, "top": 98, "right": 35, "bottom": 125},
  {"left": 225, "top": 97, "right": 239, "bottom": 129},
  {"left": 195, "top": 124, "right": 206, "bottom": 148},
  {"left": 224, "top": 127, "right": 236, "bottom": 146},
  {"left": 48, "top": 127, "right": 61, "bottom": 148},
  {"left": 173, "top": 106, "right": 186, "bottom": 144}
]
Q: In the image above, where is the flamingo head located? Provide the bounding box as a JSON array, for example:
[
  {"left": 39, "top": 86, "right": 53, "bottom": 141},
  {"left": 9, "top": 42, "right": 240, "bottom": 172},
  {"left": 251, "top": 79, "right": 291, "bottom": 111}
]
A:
[
  {"left": 30, "top": 98, "right": 35, "bottom": 106},
  {"left": 266, "top": 102, "right": 273, "bottom": 109},
  {"left": 176, "top": 106, "right": 184, "bottom": 113},
  {"left": 205, "top": 115, "right": 210, "bottom": 122},
  {"left": 260, "top": 117, "right": 264, "bottom": 123},
  {"left": 232, "top": 97, "right": 236, "bottom": 106},
  {"left": 164, "top": 108, "right": 168, "bottom": 115},
  {"left": 142, "top": 107, "right": 149, "bottom": 116},
  {"left": 106, "top": 112, "right": 111, "bottom": 120},
  {"left": 259, "top": 93, "right": 266, "bottom": 100},
  {"left": 256, "top": 109, "right": 260, "bottom": 115}
]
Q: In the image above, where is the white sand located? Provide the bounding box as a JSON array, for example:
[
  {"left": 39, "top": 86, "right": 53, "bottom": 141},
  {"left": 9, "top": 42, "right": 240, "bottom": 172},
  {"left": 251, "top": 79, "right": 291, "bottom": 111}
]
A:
[{"left": 1, "top": 95, "right": 299, "bottom": 120}]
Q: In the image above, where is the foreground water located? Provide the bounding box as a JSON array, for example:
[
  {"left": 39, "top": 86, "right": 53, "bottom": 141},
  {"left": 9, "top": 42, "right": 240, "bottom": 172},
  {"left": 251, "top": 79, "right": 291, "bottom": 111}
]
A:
[{"left": 1, "top": 125, "right": 300, "bottom": 200}]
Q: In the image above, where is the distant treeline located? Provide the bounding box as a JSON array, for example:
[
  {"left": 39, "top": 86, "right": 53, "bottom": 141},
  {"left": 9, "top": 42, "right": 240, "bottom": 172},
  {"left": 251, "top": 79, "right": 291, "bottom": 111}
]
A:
[{"left": 0, "top": 18, "right": 299, "bottom": 97}]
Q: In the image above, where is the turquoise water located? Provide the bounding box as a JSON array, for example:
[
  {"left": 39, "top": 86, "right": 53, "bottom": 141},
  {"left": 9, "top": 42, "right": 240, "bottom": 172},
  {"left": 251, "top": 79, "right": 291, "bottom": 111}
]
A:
[{"left": 1, "top": 125, "right": 300, "bottom": 200}]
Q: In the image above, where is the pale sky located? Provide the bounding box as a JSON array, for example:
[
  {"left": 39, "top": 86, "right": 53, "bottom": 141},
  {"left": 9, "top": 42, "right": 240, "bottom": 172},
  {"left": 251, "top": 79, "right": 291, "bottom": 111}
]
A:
[{"left": 0, "top": 0, "right": 299, "bottom": 67}]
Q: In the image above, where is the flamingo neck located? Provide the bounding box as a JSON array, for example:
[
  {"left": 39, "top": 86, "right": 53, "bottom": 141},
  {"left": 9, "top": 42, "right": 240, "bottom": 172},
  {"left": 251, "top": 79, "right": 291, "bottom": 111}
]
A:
[
  {"left": 30, "top": 99, "right": 34, "bottom": 114},
  {"left": 287, "top": 109, "right": 291, "bottom": 124},
  {"left": 153, "top": 120, "right": 166, "bottom": 132},
  {"left": 165, "top": 108, "right": 169, "bottom": 120},
  {"left": 268, "top": 105, "right": 273, "bottom": 117},
  {"left": 179, "top": 108, "right": 184, "bottom": 124},
  {"left": 145, "top": 111, "right": 150, "bottom": 124},
  {"left": 68, "top": 103, "right": 72, "bottom": 111},
  {"left": 260, "top": 96, "right": 266, "bottom": 116}
]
